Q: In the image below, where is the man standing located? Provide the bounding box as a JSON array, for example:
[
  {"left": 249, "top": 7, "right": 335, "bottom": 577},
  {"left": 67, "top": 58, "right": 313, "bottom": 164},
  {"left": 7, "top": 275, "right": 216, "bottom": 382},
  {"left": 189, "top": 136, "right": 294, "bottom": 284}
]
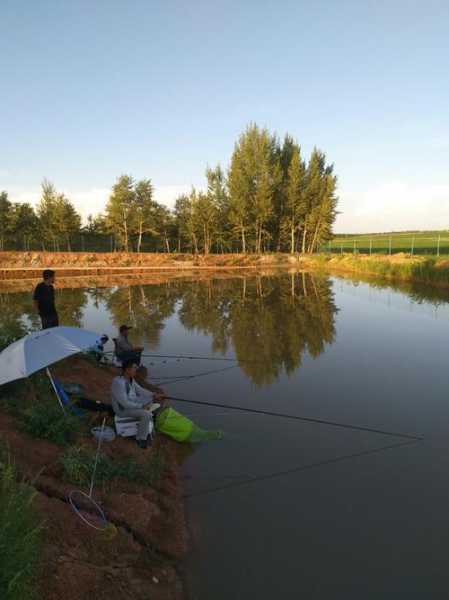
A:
[{"left": 33, "top": 269, "right": 59, "bottom": 329}]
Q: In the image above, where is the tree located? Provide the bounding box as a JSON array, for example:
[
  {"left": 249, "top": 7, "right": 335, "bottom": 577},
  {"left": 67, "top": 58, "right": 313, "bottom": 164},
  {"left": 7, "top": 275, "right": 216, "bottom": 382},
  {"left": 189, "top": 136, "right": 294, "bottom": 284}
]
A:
[
  {"left": 134, "top": 179, "right": 155, "bottom": 252},
  {"left": 0, "top": 191, "right": 12, "bottom": 250},
  {"left": 154, "top": 204, "right": 174, "bottom": 252},
  {"left": 174, "top": 194, "right": 194, "bottom": 252},
  {"left": 206, "top": 165, "right": 229, "bottom": 252},
  {"left": 228, "top": 124, "right": 281, "bottom": 253},
  {"left": 308, "top": 164, "right": 338, "bottom": 253},
  {"left": 284, "top": 145, "right": 306, "bottom": 253},
  {"left": 193, "top": 190, "right": 218, "bottom": 254},
  {"left": 302, "top": 149, "right": 337, "bottom": 253},
  {"left": 105, "top": 175, "right": 136, "bottom": 251},
  {"left": 37, "top": 180, "right": 59, "bottom": 250},
  {"left": 85, "top": 214, "right": 107, "bottom": 234},
  {"left": 53, "top": 194, "right": 82, "bottom": 251},
  {"left": 10, "top": 203, "right": 39, "bottom": 250}
]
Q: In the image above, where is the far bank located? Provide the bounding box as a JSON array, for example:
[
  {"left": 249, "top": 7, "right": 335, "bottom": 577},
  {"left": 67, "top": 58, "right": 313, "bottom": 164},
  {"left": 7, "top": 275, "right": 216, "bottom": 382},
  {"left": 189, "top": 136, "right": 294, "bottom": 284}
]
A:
[{"left": 0, "top": 251, "right": 449, "bottom": 291}]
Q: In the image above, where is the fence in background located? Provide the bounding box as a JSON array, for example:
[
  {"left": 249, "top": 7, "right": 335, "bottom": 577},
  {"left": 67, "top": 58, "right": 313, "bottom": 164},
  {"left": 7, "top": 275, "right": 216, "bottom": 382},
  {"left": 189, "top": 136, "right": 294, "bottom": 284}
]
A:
[
  {"left": 322, "top": 235, "right": 449, "bottom": 257},
  {"left": 0, "top": 234, "right": 168, "bottom": 253}
]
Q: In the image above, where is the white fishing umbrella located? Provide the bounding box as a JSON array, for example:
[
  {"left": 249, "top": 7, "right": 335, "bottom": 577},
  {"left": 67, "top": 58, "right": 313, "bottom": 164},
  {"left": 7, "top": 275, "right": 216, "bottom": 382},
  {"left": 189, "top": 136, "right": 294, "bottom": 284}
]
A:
[{"left": 0, "top": 326, "right": 101, "bottom": 386}]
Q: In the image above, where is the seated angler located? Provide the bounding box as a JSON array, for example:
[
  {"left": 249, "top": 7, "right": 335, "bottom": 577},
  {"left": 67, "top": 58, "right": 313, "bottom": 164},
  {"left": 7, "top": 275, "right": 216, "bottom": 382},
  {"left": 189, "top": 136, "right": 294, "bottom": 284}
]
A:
[
  {"left": 115, "top": 324, "right": 143, "bottom": 365},
  {"left": 111, "top": 360, "right": 154, "bottom": 449}
]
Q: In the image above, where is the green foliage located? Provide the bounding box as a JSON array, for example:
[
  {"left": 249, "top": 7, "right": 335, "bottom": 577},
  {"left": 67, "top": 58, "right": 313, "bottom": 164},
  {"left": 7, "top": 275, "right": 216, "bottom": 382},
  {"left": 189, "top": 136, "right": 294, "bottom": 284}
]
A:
[
  {"left": 105, "top": 174, "right": 137, "bottom": 251},
  {"left": 62, "top": 445, "right": 166, "bottom": 488},
  {"left": 36, "top": 179, "right": 83, "bottom": 251},
  {"left": 20, "top": 401, "right": 81, "bottom": 446},
  {"left": 0, "top": 123, "right": 338, "bottom": 254},
  {"left": 0, "top": 450, "right": 42, "bottom": 600},
  {"left": 311, "top": 254, "right": 449, "bottom": 288}
]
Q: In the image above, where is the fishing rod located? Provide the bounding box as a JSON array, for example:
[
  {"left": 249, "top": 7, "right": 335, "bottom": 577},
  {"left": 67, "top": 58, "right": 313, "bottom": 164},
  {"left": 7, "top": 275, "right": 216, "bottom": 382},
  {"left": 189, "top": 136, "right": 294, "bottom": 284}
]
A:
[
  {"left": 103, "top": 349, "right": 240, "bottom": 362},
  {"left": 163, "top": 395, "right": 423, "bottom": 441},
  {"left": 183, "top": 438, "right": 420, "bottom": 499}
]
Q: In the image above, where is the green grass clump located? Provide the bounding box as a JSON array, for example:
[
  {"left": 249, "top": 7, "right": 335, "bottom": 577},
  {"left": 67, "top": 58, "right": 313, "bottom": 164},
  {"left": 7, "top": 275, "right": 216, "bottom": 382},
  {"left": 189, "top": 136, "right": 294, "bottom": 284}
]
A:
[
  {"left": 0, "top": 450, "right": 42, "bottom": 600},
  {"left": 309, "top": 254, "right": 449, "bottom": 288},
  {"left": 61, "top": 446, "right": 116, "bottom": 486},
  {"left": 61, "top": 445, "right": 165, "bottom": 488},
  {"left": 0, "top": 370, "right": 83, "bottom": 446},
  {"left": 19, "top": 402, "right": 81, "bottom": 446}
]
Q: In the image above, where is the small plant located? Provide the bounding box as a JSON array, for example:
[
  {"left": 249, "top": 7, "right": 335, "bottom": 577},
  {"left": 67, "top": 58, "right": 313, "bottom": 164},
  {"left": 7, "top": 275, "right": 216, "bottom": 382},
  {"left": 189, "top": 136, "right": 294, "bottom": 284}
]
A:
[
  {"left": 20, "top": 402, "right": 81, "bottom": 446},
  {"left": 117, "top": 451, "right": 166, "bottom": 488},
  {"left": 61, "top": 446, "right": 166, "bottom": 488},
  {"left": 62, "top": 445, "right": 118, "bottom": 486},
  {"left": 0, "top": 449, "right": 42, "bottom": 600}
]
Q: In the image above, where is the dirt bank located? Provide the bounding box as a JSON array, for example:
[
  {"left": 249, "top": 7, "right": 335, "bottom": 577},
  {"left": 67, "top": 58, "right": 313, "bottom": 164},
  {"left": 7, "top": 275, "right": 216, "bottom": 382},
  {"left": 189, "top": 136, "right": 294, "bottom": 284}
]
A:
[
  {"left": 0, "top": 251, "right": 299, "bottom": 281},
  {"left": 2, "top": 250, "right": 448, "bottom": 291},
  {"left": 0, "top": 356, "right": 188, "bottom": 599}
]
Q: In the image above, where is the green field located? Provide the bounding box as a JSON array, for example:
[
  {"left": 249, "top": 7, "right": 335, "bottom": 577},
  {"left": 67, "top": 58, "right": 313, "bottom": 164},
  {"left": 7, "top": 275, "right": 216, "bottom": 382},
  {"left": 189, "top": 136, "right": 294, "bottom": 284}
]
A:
[{"left": 328, "top": 231, "right": 449, "bottom": 256}]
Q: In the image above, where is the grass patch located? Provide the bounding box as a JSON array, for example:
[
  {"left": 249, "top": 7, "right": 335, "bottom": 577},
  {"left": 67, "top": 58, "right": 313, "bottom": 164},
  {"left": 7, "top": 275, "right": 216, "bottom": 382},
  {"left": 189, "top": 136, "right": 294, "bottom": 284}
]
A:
[
  {"left": 19, "top": 402, "right": 81, "bottom": 446},
  {"left": 61, "top": 445, "right": 166, "bottom": 489},
  {"left": 0, "top": 447, "right": 42, "bottom": 600},
  {"left": 0, "top": 371, "right": 83, "bottom": 446},
  {"left": 307, "top": 254, "right": 449, "bottom": 288}
]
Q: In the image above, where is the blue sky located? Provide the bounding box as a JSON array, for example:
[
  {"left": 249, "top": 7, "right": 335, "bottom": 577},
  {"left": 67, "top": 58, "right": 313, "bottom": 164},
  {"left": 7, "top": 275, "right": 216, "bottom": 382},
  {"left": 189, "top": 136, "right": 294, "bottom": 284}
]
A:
[{"left": 1, "top": 0, "right": 448, "bottom": 232}]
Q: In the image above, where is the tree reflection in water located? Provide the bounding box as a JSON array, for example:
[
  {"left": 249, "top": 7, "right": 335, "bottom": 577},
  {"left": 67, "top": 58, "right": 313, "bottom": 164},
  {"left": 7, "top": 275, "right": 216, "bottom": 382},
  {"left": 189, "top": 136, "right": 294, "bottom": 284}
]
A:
[
  {"left": 0, "top": 272, "right": 337, "bottom": 385},
  {"left": 176, "top": 272, "right": 337, "bottom": 385},
  {"left": 103, "top": 272, "right": 338, "bottom": 385}
]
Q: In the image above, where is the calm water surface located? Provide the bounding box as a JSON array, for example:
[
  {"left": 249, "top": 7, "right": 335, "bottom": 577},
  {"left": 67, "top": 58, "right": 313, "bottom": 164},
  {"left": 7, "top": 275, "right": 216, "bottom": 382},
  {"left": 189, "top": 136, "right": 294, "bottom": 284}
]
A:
[{"left": 2, "top": 271, "right": 449, "bottom": 599}]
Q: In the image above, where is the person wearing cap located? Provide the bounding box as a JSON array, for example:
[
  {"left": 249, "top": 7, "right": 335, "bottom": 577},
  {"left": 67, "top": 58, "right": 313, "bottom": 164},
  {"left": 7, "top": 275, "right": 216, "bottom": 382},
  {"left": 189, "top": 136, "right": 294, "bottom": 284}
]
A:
[
  {"left": 111, "top": 360, "right": 154, "bottom": 449},
  {"left": 115, "top": 325, "right": 143, "bottom": 365}
]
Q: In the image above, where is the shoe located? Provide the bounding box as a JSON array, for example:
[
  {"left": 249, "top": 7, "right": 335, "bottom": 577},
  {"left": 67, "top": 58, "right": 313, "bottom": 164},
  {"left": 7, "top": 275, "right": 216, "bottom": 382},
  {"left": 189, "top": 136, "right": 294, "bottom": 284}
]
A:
[{"left": 136, "top": 438, "right": 148, "bottom": 449}]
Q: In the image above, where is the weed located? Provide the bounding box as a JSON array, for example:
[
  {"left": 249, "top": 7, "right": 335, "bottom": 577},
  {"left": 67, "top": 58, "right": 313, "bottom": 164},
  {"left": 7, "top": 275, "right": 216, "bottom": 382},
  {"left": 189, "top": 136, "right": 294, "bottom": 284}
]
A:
[
  {"left": 0, "top": 451, "right": 42, "bottom": 600},
  {"left": 61, "top": 445, "right": 166, "bottom": 489},
  {"left": 61, "top": 446, "right": 116, "bottom": 486},
  {"left": 20, "top": 402, "right": 81, "bottom": 446}
]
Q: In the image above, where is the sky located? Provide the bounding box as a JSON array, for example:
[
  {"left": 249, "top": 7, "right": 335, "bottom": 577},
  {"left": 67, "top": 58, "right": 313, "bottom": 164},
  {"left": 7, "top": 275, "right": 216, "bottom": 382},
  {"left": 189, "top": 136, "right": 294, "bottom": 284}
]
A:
[{"left": 1, "top": 0, "right": 448, "bottom": 233}]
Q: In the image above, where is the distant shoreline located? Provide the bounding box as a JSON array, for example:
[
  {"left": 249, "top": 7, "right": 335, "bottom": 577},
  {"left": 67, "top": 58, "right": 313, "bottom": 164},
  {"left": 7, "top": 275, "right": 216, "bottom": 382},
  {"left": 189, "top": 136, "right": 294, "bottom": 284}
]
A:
[{"left": 0, "top": 251, "right": 448, "bottom": 291}]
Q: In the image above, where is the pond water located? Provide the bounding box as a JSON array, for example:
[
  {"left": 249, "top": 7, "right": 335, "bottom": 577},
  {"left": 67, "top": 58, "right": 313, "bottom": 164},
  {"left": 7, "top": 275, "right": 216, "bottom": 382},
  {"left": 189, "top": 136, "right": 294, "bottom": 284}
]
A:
[{"left": 2, "top": 270, "right": 449, "bottom": 599}]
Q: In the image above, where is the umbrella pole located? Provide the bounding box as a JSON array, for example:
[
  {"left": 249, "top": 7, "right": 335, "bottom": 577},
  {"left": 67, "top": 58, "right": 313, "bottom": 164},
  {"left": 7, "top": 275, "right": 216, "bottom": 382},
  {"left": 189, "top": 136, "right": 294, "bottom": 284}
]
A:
[{"left": 46, "top": 368, "right": 66, "bottom": 413}]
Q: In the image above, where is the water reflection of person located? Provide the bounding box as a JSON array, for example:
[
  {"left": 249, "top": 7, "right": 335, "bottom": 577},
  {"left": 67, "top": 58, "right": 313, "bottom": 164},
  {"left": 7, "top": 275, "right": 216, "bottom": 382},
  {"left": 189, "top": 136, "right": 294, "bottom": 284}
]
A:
[{"left": 33, "top": 269, "right": 59, "bottom": 329}]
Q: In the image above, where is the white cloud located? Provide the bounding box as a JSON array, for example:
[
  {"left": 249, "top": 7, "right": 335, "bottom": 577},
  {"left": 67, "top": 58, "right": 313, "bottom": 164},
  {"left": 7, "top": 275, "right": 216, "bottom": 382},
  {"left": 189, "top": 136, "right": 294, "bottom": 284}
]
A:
[{"left": 335, "top": 181, "right": 449, "bottom": 233}]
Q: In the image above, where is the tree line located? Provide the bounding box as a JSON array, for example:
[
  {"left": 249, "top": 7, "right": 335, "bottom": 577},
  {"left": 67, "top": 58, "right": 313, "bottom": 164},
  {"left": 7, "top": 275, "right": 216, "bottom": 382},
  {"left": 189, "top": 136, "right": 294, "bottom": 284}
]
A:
[{"left": 0, "top": 124, "right": 338, "bottom": 254}]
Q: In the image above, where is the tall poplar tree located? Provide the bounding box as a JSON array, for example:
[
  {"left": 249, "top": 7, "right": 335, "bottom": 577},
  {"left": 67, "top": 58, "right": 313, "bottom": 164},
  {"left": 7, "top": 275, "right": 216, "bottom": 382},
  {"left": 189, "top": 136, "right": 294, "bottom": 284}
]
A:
[
  {"left": 228, "top": 124, "right": 281, "bottom": 253},
  {"left": 37, "top": 180, "right": 59, "bottom": 250},
  {"left": 134, "top": 179, "right": 155, "bottom": 252},
  {"left": 285, "top": 145, "right": 306, "bottom": 253},
  {"left": 0, "top": 191, "right": 12, "bottom": 250},
  {"left": 105, "top": 175, "right": 136, "bottom": 251}
]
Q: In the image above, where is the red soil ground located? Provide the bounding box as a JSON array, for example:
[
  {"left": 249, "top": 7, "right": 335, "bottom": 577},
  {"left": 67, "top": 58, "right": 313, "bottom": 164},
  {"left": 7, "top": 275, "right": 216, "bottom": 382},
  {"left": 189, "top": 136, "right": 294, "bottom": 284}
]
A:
[{"left": 0, "top": 357, "right": 188, "bottom": 599}]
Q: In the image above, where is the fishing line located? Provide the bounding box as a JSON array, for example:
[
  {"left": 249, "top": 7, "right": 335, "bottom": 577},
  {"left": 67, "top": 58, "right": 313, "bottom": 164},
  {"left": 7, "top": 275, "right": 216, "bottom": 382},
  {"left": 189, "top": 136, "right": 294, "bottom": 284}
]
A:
[
  {"left": 140, "top": 352, "right": 245, "bottom": 363},
  {"left": 164, "top": 395, "right": 423, "bottom": 441},
  {"left": 151, "top": 365, "right": 238, "bottom": 386},
  {"left": 183, "top": 438, "right": 420, "bottom": 499}
]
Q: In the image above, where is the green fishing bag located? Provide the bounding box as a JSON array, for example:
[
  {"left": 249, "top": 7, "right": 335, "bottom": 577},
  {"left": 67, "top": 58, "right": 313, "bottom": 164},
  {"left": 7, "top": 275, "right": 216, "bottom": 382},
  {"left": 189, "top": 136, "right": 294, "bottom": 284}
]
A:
[{"left": 155, "top": 407, "right": 223, "bottom": 443}]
